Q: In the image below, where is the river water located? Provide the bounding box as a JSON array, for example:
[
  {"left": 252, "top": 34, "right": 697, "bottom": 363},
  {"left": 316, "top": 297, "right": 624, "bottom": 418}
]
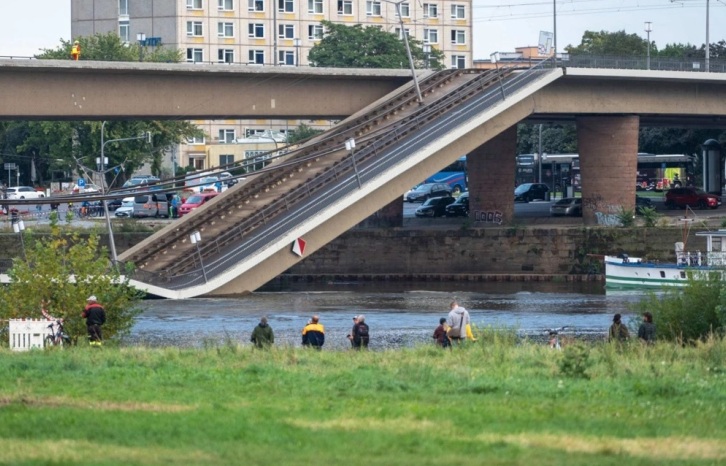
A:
[{"left": 126, "top": 281, "right": 647, "bottom": 349}]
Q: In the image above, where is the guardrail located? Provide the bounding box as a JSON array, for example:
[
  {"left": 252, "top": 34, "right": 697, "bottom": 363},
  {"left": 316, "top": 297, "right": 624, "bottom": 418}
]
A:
[{"left": 565, "top": 55, "right": 726, "bottom": 73}]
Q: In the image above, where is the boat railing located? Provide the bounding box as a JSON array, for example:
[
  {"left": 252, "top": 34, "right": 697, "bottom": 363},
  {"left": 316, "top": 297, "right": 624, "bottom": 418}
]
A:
[
  {"left": 676, "top": 251, "right": 703, "bottom": 267},
  {"left": 706, "top": 251, "right": 726, "bottom": 267}
]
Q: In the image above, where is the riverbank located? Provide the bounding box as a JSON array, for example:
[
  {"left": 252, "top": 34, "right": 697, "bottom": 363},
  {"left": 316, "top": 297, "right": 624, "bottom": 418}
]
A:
[{"left": 1, "top": 341, "right": 724, "bottom": 465}]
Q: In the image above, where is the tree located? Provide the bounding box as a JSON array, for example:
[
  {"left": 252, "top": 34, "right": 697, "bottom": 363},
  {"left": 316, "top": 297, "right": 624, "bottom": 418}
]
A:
[
  {"left": 0, "top": 217, "right": 142, "bottom": 344},
  {"left": 308, "top": 21, "right": 445, "bottom": 70},
  {"left": 566, "top": 30, "right": 652, "bottom": 56},
  {"left": 286, "top": 123, "right": 324, "bottom": 145},
  {"left": 36, "top": 32, "right": 182, "bottom": 63},
  {"left": 516, "top": 123, "right": 577, "bottom": 155}
]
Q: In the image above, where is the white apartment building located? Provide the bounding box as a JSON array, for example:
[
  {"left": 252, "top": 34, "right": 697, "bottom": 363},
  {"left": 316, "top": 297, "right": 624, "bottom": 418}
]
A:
[{"left": 71, "top": 0, "right": 472, "bottom": 171}]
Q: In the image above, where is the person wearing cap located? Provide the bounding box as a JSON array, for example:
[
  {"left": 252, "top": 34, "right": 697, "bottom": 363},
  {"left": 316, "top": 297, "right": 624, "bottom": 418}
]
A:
[
  {"left": 250, "top": 316, "right": 274, "bottom": 349},
  {"left": 301, "top": 315, "right": 325, "bottom": 349},
  {"left": 71, "top": 40, "right": 81, "bottom": 61},
  {"left": 609, "top": 313, "right": 629, "bottom": 343},
  {"left": 352, "top": 315, "right": 370, "bottom": 349},
  {"left": 82, "top": 295, "right": 106, "bottom": 346}
]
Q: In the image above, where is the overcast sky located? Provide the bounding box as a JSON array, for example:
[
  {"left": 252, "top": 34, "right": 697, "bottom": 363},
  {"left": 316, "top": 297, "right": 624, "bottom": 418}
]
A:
[{"left": 0, "top": 0, "right": 723, "bottom": 59}]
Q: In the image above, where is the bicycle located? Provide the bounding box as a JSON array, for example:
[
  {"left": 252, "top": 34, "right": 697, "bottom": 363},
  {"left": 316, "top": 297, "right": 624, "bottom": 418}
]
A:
[
  {"left": 45, "top": 319, "right": 71, "bottom": 347},
  {"left": 546, "top": 326, "right": 568, "bottom": 350}
]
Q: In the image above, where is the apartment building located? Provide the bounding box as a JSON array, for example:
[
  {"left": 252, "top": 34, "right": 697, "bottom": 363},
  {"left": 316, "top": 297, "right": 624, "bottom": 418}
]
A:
[{"left": 71, "top": 0, "right": 472, "bottom": 171}]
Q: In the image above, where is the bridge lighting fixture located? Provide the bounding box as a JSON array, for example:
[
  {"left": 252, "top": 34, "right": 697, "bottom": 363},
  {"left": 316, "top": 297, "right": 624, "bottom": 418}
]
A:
[
  {"left": 190, "top": 231, "right": 208, "bottom": 283},
  {"left": 644, "top": 22, "right": 652, "bottom": 70}
]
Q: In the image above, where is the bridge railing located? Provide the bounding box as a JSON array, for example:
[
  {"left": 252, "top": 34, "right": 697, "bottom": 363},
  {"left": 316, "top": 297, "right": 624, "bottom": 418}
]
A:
[
  {"left": 564, "top": 54, "right": 726, "bottom": 73},
  {"left": 125, "top": 60, "right": 559, "bottom": 290}
]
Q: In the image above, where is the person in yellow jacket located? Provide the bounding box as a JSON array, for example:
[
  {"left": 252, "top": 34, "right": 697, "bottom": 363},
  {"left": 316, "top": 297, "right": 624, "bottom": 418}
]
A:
[
  {"left": 446, "top": 300, "right": 477, "bottom": 343},
  {"left": 71, "top": 40, "right": 81, "bottom": 61}
]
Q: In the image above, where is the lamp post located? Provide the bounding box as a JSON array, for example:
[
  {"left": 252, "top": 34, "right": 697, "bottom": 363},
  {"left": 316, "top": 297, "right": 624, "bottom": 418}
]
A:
[
  {"left": 136, "top": 33, "right": 146, "bottom": 62},
  {"left": 293, "top": 38, "right": 301, "bottom": 66},
  {"left": 423, "top": 43, "right": 431, "bottom": 69},
  {"left": 706, "top": 0, "right": 710, "bottom": 72},
  {"left": 553, "top": 0, "right": 557, "bottom": 60},
  {"left": 538, "top": 124, "right": 543, "bottom": 184},
  {"left": 99, "top": 121, "right": 153, "bottom": 267},
  {"left": 189, "top": 231, "right": 208, "bottom": 283},
  {"left": 644, "top": 22, "right": 652, "bottom": 70},
  {"left": 490, "top": 52, "right": 505, "bottom": 100},
  {"left": 13, "top": 218, "right": 26, "bottom": 260},
  {"left": 383, "top": 0, "right": 423, "bottom": 103},
  {"left": 345, "top": 138, "right": 362, "bottom": 188}
]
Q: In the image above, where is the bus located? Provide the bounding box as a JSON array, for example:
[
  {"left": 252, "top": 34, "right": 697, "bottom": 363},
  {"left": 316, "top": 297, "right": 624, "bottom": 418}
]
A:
[
  {"left": 424, "top": 156, "right": 467, "bottom": 193},
  {"left": 516, "top": 153, "right": 694, "bottom": 193}
]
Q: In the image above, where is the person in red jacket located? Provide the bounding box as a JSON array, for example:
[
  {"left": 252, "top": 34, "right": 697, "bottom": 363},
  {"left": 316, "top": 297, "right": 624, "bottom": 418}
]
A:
[{"left": 82, "top": 295, "right": 106, "bottom": 346}]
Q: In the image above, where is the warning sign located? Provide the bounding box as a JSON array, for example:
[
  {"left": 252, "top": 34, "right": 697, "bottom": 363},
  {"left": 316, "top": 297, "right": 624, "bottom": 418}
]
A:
[{"left": 292, "top": 238, "right": 307, "bottom": 257}]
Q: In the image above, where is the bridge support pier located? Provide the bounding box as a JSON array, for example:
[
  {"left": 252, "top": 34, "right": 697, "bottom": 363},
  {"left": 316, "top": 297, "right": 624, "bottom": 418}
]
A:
[
  {"left": 577, "top": 116, "right": 639, "bottom": 225},
  {"left": 468, "top": 127, "right": 516, "bottom": 226},
  {"left": 365, "top": 197, "right": 403, "bottom": 227}
]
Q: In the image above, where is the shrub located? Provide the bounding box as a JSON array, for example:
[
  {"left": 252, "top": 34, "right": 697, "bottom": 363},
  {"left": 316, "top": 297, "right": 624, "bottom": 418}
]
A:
[
  {"left": 558, "top": 343, "right": 592, "bottom": 379},
  {"left": 617, "top": 207, "right": 635, "bottom": 227},
  {"left": 639, "top": 206, "right": 660, "bottom": 227}
]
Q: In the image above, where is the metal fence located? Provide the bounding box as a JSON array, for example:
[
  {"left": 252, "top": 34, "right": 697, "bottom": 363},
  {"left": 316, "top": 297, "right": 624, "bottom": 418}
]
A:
[{"left": 565, "top": 54, "right": 726, "bottom": 73}]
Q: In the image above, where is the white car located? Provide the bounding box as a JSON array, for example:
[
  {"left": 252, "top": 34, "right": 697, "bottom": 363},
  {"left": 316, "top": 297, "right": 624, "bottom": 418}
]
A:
[
  {"left": 72, "top": 183, "right": 102, "bottom": 193},
  {"left": 5, "top": 186, "right": 45, "bottom": 200},
  {"left": 114, "top": 197, "right": 136, "bottom": 217}
]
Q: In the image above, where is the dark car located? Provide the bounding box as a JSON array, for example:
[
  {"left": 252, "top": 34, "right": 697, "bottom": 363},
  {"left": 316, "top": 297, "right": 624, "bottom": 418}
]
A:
[
  {"left": 514, "top": 183, "right": 549, "bottom": 202},
  {"left": 550, "top": 197, "right": 582, "bottom": 217},
  {"left": 415, "top": 196, "right": 456, "bottom": 217},
  {"left": 106, "top": 198, "right": 123, "bottom": 211},
  {"left": 665, "top": 187, "right": 720, "bottom": 209},
  {"left": 405, "top": 183, "right": 452, "bottom": 202},
  {"left": 445, "top": 192, "right": 469, "bottom": 217},
  {"left": 635, "top": 195, "right": 653, "bottom": 214}
]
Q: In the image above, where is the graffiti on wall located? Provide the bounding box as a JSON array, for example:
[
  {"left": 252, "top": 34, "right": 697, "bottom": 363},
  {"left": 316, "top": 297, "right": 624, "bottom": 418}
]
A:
[{"left": 473, "top": 210, "right": 503, "bottom": 225}]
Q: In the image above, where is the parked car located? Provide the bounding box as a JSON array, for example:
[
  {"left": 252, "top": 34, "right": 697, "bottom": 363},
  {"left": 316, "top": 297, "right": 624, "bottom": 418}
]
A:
[
  {"left": 122, "top": 175, "right": 161, "bottom": 189},
  {"left": 72, "top": 183, "right": 102, "bottom": 194},
  {"left": 217, "top": 171, "right": 239, "bottom": 187},
  {"left": 415, "top": 196, "right": 456, "bottom": 217},
  {"left": 132, "top": 194, "right": 169, "bottom": 218},
  {"left": 445, "top": 192, "right": 469, "bottom": 217},
  {"left": 5, "top": 186, "right": 45, "bottom": 200},
  {"left": 178, "top": 192, "right": 219, "bottom": 217},
  {"left": 550, "top": 197, "right": 582, "bottom": 217},
  {"left": 405, "top": 183, "right": 452, "bottom": 202},
  {"left": 107, "top": 198, "right": 123, "bottom": 211},
  {"left": 514, "top": 183, "right": 549, "bottom": 202},
  {"left": 665, "top": 187, "right": 721, "bottom": 210},
  {"left": 635, "top": 195, "right": 654, "bottom": 214},
  {"left": 114, "top": 197, "right": 136, "bottom": 217}
]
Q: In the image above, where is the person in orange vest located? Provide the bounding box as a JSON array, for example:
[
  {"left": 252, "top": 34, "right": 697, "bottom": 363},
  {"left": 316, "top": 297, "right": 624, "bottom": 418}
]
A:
[{"left": 71, "top": 40, "right": 81, "bottom": 61}]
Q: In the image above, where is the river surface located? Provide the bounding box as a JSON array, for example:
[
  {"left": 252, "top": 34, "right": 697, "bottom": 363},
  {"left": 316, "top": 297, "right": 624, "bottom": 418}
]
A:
[{"left": 126, "top": 281, "right": 648, "bottom": 349}]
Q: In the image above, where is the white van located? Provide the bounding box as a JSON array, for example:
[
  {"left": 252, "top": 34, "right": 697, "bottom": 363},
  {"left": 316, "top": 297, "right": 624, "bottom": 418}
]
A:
[{"left": 132, "top": 194, "right": 169, "bottom": 218}]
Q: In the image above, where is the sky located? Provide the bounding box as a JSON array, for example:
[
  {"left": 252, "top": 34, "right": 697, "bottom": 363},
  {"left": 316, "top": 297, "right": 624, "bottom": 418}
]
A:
[{"left": 0, "top": 0, "right": 724, "bottom": 59}]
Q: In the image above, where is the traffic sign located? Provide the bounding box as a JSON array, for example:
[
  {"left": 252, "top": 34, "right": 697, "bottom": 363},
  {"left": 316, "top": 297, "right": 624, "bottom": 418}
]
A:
[{"left": 77, "top": 178, "right": 86, "bottom": 187}]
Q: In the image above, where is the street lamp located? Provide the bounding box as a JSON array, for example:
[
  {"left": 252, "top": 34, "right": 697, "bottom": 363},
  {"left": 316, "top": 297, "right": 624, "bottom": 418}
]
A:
[
  {"left": 706, "top": 0, "right": 710, "bottom": 72},
  {"left": 553, "top": 0, "right": 557, "bottom": 60},
  {"left": 490, "top": 52, "right": 505, "bottom": 100},
  {"left": 345, "top": 138, "right": 362, "bottom": 188},
  {"left": 13, "top": 219, "right": 26, "bottom": 260},
  {"left": 644, "top": 22, "right": 652, "bottom": 70},
  {"left": 189, "top": 231, "right": 208, "bottom": 283},
  {"left": 293, "top": 38, "right": 301, "bottom": 66},
  {"left": 423, "top": 43, "right": 431, "bottom": 69},
  {"left": 383, "top": 0, "right": 423, "bottom": 103},
  {"left": 136, "top": 33, "right": 146, "bottom": 62}
]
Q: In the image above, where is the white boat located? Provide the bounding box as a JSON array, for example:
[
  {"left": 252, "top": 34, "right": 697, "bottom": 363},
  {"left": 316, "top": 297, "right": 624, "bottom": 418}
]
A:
[{"left": 605, "top": 229, "right": 726, "bottom": 288}]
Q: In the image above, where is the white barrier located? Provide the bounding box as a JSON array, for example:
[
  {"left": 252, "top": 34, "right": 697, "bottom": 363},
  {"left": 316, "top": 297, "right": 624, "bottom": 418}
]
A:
[{"left": 9, "top": 319, "right": 52, "bottom": 351}]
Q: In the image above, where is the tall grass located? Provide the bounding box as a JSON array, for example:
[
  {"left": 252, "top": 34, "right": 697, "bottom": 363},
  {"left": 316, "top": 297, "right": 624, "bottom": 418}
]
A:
[{"left": 0, "top": 338, "right": 724, "bottom": 465}]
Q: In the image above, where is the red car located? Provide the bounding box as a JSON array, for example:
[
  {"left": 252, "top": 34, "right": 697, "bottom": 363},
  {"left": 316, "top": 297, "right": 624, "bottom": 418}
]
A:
[
  {"left": 178, "top": 192, "right": 219, "bottom": 217},
  {"left": 665, "top": 187, "right": 721, "bottom": 209}
]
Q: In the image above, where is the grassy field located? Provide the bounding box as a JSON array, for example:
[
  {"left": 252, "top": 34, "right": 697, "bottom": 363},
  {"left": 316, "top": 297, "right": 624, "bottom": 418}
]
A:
[{"left": 0, "top": 337, "right": 724, "bottom": 466}]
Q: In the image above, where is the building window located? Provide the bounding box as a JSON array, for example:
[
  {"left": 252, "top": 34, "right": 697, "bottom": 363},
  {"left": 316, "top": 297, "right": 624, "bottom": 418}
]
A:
[
  {"left": 119, "top": 21, "right": 130, "bottom": 43},
  {"left": 187, "top": 21, "right": 203, "bottom": 37},
  {"left": 278, "top": 24, "right": 295, "bottom": 39},
  {"left": 451, "top": 29, "right": 465, "bottom": 44},
  {"left": 248, "top": 23, "right": 265, "bottom": 38},
  {"left": 218, "top": 22, "right": 234, "bottom": 37},
  {"left": 119, "top": 0, "right": 129, "bottom": 15},
  {"left": 278, "top": 50, "right": 295, "bottom": 65},
  {"left": 218, "top": 49, "right": 234, "bottom": 63},
  {"left": 248, "top": 49, "right": 265, "bottom": 64},
  {"left": 308, "top": 0, "right": 323, "bottom": 14},
  {"left": 451, "top": 4, "right": 465, "bottom": 19},
  {"left": 189, "top": 156, "right": 205, "bottom": 170},
  {"left": 451, "top": 55, "right": 466, "bottom": 69},
  {"left": 423, "top": 3, "right": 438, "bottom": 18},
  {"left": 394, "top": 28, "right": 410, "bottom": 39},
  {"left": 218, "top": 0, "right": 234, "bottom": 10},
  {"left": 366, "top": 0, "right": 381, "bottom": 16},
  {"left": 308, "top": 24, "right": 323, "bottom": 40},
  {"left": 186, "top": 48, "right": 204, "bottom": 63},
  {"left": 186, "top": 136, "right": 205, "bottom": 144},
  {"left": 247, "top": 151, "right": 271, "bottom": 171},
  {"left": 337, "top": 0, "right": 352, "bottom": 15},
  {"left": 278, "top": 0, "right": 294, "bottom": 12},
  {"left": 219, "top": 129, "right": 236, "bottom": 143},
  {"left": 220, "top": 154, "right": 235, "bottom": 165},
  {"left": 398, "top": 2, "right": 410, "bottom": 17},
  {"left": 246, "top": 129, "right": 266, "bottom": 137},
  {"left": 423, "top": 28, "right": 438, "bottom": 44},
  {"left": 248, "top": 0, "right": 264, "bottom": 11},
  {"left": 186, "top": 0, "right": 203, "bottom": 9}
]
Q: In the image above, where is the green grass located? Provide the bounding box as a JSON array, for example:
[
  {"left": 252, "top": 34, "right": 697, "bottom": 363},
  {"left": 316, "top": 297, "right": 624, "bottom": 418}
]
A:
[{"left": 0, "top": 339, "right": 724, "bottom": 465}]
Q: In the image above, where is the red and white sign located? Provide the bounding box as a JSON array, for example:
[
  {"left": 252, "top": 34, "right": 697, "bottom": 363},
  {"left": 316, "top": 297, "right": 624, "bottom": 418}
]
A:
[{"left": 291, "top": 238, "right": 307, "bottom": 257}]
